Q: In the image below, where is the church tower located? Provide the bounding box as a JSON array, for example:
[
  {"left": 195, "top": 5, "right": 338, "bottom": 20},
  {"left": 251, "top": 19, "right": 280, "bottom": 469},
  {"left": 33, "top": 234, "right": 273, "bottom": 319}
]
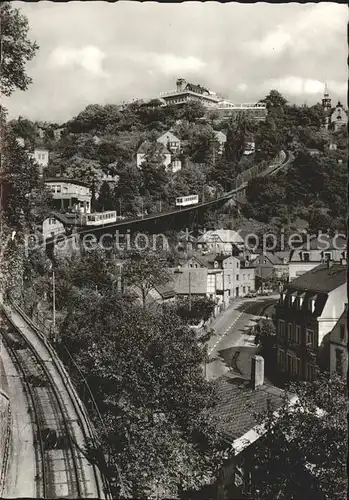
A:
[{"left": 322, "top": 83, "right": 332, "bottom": 113}]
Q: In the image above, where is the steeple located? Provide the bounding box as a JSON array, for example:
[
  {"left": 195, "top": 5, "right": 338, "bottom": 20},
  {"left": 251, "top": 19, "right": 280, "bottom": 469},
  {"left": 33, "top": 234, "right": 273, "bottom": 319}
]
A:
[{"left": 322, "top": 83, "right": 331, "bottom": 113}]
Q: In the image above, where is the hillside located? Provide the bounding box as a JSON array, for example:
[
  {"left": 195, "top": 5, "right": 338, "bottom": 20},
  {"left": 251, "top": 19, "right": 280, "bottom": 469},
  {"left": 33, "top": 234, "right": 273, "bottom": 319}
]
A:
[{"left": 9, "top": 90, "right": 347, "bottom": 232}]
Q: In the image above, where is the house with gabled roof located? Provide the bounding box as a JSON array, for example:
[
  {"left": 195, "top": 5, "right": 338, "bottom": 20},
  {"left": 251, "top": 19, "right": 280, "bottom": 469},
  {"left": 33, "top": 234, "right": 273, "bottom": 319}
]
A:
[
  {"left": 197, "top": 230, "right": 244, "bottom": 255},
  {"left": 208, "top": 356, "right": 294, "bottom": 499},
  {"left": 274, "top": 261, "right": 347, "bottom": 382},
  {"left": 157, "top": 130, "right": 181, "bottom": 153}
]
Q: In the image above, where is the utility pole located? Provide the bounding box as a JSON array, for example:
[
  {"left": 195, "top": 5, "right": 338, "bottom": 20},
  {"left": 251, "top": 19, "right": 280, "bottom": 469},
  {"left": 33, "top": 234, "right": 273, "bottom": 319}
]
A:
[
  {"left": 119, "top": 199, "right": 122, "bottom": 219},
  {"left": 188, "top": 271, "right": 192, "bottom": 311}
]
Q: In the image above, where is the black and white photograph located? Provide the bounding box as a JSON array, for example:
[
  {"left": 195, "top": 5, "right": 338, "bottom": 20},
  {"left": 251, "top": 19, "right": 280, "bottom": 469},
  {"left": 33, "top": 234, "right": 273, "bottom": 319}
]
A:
[{"left": 0, "top": 1, "right": 347, "bottom": 499}]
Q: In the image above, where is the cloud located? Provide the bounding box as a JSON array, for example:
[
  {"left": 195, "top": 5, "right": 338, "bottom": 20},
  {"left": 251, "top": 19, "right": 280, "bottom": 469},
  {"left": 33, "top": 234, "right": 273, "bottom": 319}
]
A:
[
  {"left": 49, "top": 46, "right": 108, "bottom": 77},
  {"left": 246, "top": 26, "right": 292, "bottom": 57},
  {"left": 262, "top": 77, "right": 347, "bottom": 97},
  {"left": 150, "top": 53, "right": 206, "bottom": 75},
  {"left": 6, "top": 2, "right": 347, "bottom": 122},
  {"left": 245, "top": 3, "right": 346, "bottom": 58}
]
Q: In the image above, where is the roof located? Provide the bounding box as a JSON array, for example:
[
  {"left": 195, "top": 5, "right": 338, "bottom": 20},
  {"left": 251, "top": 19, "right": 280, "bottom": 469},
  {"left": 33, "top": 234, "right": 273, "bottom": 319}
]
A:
[
  {"left": 157, "top": 131, "right": 180, "bottom": 144},
  {"left": 44, "top": 177, "right": 90, "bottom": 187},
  {"left": 274, "top": 251, "right": 292, "bottom": 262},
  {"left": 44, "top": 212, "right": 77, "bottom": 226},
  {"left": 251, "top": 252, "right": 283, "bottom": 266},
  {"left": 197, "top": 230, "right": 244, "bottom": 245},
  {"left": 153, "top": 281, "right": 176, "bottom": 299},
  {"left": 210, "top": 374, "right": 285, "bottom": 442},
  {"left": 285, "top": 263, "right": 347, "bottom": 294},
  {"left": 185, "top": 82, "right": 210, "bottom": 95},
  {"left": 297, "top": 235, "right": 347, "bottom": 251},
  {"left": 171, "top": 268, "right": 208, "bottom": 294},
  {"left": 137, "top": 141, "right": 170, "bottom": 155}
]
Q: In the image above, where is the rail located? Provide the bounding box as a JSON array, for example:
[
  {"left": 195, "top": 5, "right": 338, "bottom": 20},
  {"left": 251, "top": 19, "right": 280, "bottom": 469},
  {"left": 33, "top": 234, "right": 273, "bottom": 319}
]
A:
[
  {"left": 43, "top": 150, "right": 292, "bottom": 244},
  {"left": 0, "top": 300, "right": 110, "bottom": 499}
]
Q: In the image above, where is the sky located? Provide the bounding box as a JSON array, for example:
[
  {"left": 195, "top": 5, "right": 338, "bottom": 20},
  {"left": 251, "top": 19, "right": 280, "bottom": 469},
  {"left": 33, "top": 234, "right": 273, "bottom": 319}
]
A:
[{"left": 6, "top": 1, "right": 348, "bottom": 123}]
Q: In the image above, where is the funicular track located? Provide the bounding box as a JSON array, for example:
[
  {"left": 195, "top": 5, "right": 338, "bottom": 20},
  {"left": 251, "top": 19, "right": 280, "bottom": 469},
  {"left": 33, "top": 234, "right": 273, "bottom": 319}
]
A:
[{"left": 0, "top": 302, "right": 108, "bottom": 499}]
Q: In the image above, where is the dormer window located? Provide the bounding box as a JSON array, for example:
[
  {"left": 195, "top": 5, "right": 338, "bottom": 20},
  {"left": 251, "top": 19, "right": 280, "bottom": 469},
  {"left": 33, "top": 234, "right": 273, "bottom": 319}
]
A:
[
  {"left": 299, "top": 295, "right": 304, "bottom": 308},
  {"left": 291, "top": 294, "right": 296, "bottom": 305}
]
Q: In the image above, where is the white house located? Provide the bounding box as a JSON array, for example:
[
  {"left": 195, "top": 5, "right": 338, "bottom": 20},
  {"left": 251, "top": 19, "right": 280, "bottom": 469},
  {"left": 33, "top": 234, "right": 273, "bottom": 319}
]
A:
[
  {"left": 197, "top": 230, "right": 244, "bottom": 255},
  {"left": 157, "top": 131, "right": 181, "bottom": 153},
  {"left": 44, "top": 178, "right": 92, "bottom": 213}
]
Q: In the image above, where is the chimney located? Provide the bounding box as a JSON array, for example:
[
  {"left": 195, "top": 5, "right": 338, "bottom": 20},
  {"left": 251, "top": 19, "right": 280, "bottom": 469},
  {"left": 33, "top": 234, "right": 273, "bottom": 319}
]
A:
[{"left": 251, "top": 355, "right": 264, "bottom": 389}]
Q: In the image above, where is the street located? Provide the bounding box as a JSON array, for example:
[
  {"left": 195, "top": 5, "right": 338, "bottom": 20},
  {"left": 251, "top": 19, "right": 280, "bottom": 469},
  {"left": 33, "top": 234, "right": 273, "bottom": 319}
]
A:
[{"left": 205, "top": 296, "right": 278, "bottom": 381}]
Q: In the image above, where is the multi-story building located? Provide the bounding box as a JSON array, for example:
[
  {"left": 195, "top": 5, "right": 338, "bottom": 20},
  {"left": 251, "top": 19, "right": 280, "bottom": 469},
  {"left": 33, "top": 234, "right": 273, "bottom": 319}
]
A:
[
  {"left": 328, "top": 304, "right": 347, "bottom": 378},
  {"left": 172, "top": 267, "right": 223, "bottom": 314},
  {"left": 160, "top": 78, "right": 221, "bottom": 108},
  {"left": 136, "top": 141, "right": 182, "bottom": 172},
  {"left": 159, "top": 79, "right": 267, "bottom": 121},
  {"left": 274, "top": 261, "right": 347, "bottom": 382},
  {"left": 44, "top": 177, "right": 92, "bottom": 213},
  {"left": 330, "top": 101, "right": 348, "bottom": 131},
  {"left": 251, "top": 252, "right": 289, "bottom": 290},
  {"left": 184, "top": 252, "right": 255, "bottom": 305},
  {"left": 288, "top": 235, "right": 347, "bottom": 281},
  {"left": 28, "top": 148, "right": 50, "bottom": 176}
]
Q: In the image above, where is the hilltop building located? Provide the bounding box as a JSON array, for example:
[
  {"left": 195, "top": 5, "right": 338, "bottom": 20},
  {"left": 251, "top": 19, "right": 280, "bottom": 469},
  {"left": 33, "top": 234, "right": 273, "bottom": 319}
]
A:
[
  {"left": 159, "top": 78, "right": 267, "bottom": 121},
  {"left": 321, "top": 84, "right": 348, "bottom": 131}
]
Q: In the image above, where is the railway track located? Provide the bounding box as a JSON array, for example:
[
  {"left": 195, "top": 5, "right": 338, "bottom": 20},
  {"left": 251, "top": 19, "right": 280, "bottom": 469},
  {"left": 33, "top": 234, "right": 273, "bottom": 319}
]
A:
[{"left": 0, "top": 304, "right": 108, "bottom": 499}]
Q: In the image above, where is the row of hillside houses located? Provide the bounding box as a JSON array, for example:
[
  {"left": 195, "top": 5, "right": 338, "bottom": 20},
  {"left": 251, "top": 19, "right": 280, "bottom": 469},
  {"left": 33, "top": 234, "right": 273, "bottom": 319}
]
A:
[{"left": 136, "top": 129, "right": 255, "bottom": 172}]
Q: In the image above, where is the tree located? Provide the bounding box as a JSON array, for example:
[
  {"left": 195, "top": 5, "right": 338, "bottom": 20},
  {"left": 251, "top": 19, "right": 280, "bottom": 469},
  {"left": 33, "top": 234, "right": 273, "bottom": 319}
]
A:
[
  {"left": 260, "top": 89, "right": 288, "bottom": 110},
  {"left": 224, "top": 112, "right": 255, "bottom": 165},
  {"left": 244, "top": 176, "right": 286, "bottom": 222},
  {"left": 0, "top": 3, "right": 39, "bottom": 96},
  {"left": 140, "top": 143, "right": 169, "bottom": 198},
  {"left": 98, "top": 181, "right": 114, "bottom": 211},
  {"left": 1, "top": 129, "right": 52, "bottom": 231},
  {"left": 113, "top": 165, "right": 142, "bottom": 216},
  {"left": 242, "top": 372, "right": 347, "bottom": 500},
  {"left": 122, "top": 250, "right": 172, "bottom": 308},
  {"left": 59, "top": 294, "right": 227, "bottom": 498},
  {"left": 175, "top": 296, "right": 216, "bottom": 325}
]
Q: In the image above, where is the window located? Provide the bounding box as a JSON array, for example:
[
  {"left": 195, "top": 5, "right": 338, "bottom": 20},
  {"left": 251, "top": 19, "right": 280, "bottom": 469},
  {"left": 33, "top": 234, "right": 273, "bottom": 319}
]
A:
[
  {"left": 340, "top": 324, "right": 345, "bottom": 341},
  {"left": 278, "top": 349, "right": 286, "bottom": 371},
  {"left": 243, "top": 286, "right": 246, "bottom": 293},
  {"left": 287, "top": 323, "right": 293, "bottom": 340},
  {"left": 302, "top": 252, "right": 310, "bottom": 262},
  {"left": 306, "top": 329, "right": 315, "bottom": 349},
  {"left": 295, "top": 325, "right": 301, "bottom": 345},
  {"left": 236, "top": 275, "right": 239, "bottom": 281},
  {"left": 306, "top": 363, "right": 316, "bottom": 382},
  {"left": 279, "top": 320, "right": 285, "bottom": 338},
  {"left": 335, "top": 349, "right": 344, "bottom": 375},
  {"left": 56, "top": 185, "right": 61, "bottom": 193}
]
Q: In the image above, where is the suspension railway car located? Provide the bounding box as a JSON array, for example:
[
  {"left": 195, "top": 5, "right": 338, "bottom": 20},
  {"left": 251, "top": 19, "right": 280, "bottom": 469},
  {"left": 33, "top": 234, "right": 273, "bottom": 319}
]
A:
[
  {"left": 80, "top": 211, "right": 117, "bottom": 226},
  {"left": 175, "top": 195, "right": 199, "bottom": 207}
]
